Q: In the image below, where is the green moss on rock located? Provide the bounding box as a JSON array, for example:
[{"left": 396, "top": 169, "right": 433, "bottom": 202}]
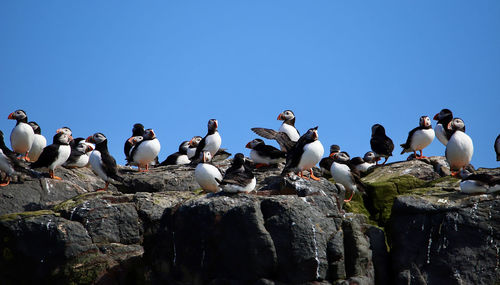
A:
[{"left": 0, "top": 210, "right": 58, "bottom": 222}]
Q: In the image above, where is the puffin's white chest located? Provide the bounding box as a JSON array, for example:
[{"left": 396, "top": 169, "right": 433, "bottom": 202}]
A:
[
  {"left": 49, "top": 145, "right": 71, "bottom": 170},
  {"left": 204, "top": 132, "right": 221, "bottom": 157},
  {"left": 28, "top": 134, "right": 47, "bottom": 162},
  {"left": 195, "top": 163, "right": 222, "bottom": 192},
  {"left": 410, "top": 128, "right": 435, "bottom": 151},
  {"left": 176, "top": 154, "right": 191, "bottom": 165},
  {"left": 133, "top": 139, "right": 161, "bottom": 165},
  {"left": 279, "top": 123, "right": 300, "bottom": 141},
  {"left": 434, "top": 124, "right": 448, "bottom": 146},
  {"left": 10, "top": 123, "right": 35, "bottom": 154},
  {"left": 89, "top": 150, "right": 108, "bottom": 181},
  {"left": 459, "top": 180, "right": 488, "bottom": 194},
  {"left": 298, "top": 140, "right": 324, "bottom": 171},
  {"left": 187, "top": 147, "right": 197, "bottom": 159},
  {"left": 355, "top": 162, "right": 374, "bottom": 173},
  {"left": 222, "top": 177, "right": 256, "bottom": 193},
  {"left": 66, "top": 153, "right": 90, "bottom": 168},
  {"left": 330, "top": 162, "right": 356, "bottom": 192},
  {"left": 0, "top": 149, "right": 14, "bottom": 176},
  {"left": 250, "top": 149, "right": 283, "bottom": 165},
  {"left": 446, "top": 131, "right": 473, "bottom": 170}
]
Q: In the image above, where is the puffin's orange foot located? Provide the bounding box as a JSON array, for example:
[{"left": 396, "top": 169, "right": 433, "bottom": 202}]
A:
[
  {"left": 0, "top": 177, "right": 10, "bottom": 187},
  {"left": 298, "top": 171, "right": 310, "bottom": 180},
  {"left": 96, "top": 182, "right": 109, "bottom": 192},
  {"left": 49, "top": 170, "right": 62, "bottom": 180},
  {"left": 52, "top": 176, "right": 62, "bottom": 180},
  {"left": 451, "top": 171, "right": 461, "bottom": 178},
  {"left": 309, "top": 169, "right": 320, "bottom": 181}
]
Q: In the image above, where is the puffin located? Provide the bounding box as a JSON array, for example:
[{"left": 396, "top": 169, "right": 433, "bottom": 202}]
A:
[
  {"left": 495, "top": 134, "right": 500, "bottom": 161},
  {"left": 330, "top": 151, "right": 362, "bottom": 202},
  {"left": 125, "top": 136, "right": 144, "bottom": 165},
  {"left": 433, "top": 109, "right": 453, "bottom": 146},
  {"left": 160, "top": 141, "right": 191, "bottom": 166},
  {"left": 86, "top": 133, "right": 122, "bottom": 191},
  {"left": 245, "top": 138, "right": 286, "bottom": 168},
  {"left": 124, "top": 123, "right": 145, "bottom": 162},
  {"left": 31, "top": 132, "right": 72, "bottom": 180},
  {"left": 0, "top": 130, "right": 15, "bottom": 186},
  {"left": 63, "top": 138, "right": 94, "bottom": 168},
  {"left": 187, "top": 136, "right": 202, "bottom": 159},
  {"left": 370, "top": 124, "right": 394, "bottom": 165},
  {"left": 251, "top": 109, "right": 300, "bottom": 151},
  {"left": 219, "top": 153, "right": 256, "bottom": 193},
  {"left": 27, "top": 121, "right": 47, "bottom": 162},
  {"left": 319, "top": 144, "right": 340, "bottom": 176},
  {"left": 8, "top": 110, "right": 35, "bottom": 160},
  {"left": 193, "top": 119, "right": 221, "bottom": 162},
  {"left": 194, "top": 151, "right": 223, "bottom": 192},
  {"left": 459, "top": 170, "right": 500, "bottom": 194},
  {"left": 56, "top": 126, "right": 74, "bottom": 146},
  {"left": 350, "top": 151, "right": 376, "bottom": 173},
  {"left": 445, "top": 118, "right": 473, "bottom": 176},
  {"left": 129, "top": 128, "right": 161, "bottom": 171},
  {"left": 281, "top": 126, "right": 324, "bottom": 181},
  {"left": 400, "top": 116, "right": 435, "bottom": 159}
]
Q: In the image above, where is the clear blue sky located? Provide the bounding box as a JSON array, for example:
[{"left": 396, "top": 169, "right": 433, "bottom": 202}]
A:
[{"left": 1, "top": 1, "right": 499, "bottom": 168}]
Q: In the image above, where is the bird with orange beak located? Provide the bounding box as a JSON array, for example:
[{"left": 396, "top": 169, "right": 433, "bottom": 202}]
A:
[
  {"left": 129, "top": 128, "right": 161, "bottom": 171},
  {"left": 8, "top": 109, "right": 35, "bottom": 161}
]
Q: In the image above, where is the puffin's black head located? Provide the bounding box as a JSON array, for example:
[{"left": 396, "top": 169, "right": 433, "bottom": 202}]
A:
[
  {"left": 277, "top": 110, "right": 295, "bottom": 121},
  {"left": 132, "top": 123, "right": 145, "bottom": 136},
  {"left": 75, "top": 140, "right": 93, "bottom": 153},
  {"left": 350, "top": 156, "right": 364, "bottom": 165},
  {"left": 53, "top": 132, "right": 72, "bottom": 145},
  {"left": 57, "top": 127, "right": 72, "bottom": 136},
  {"left": 200, "top": 151, "right": 212, "bottom": 163},
  {"left": 371, "top": 124, "right": 386, "bottom": 137},
  {"left": 179, "top": 141, "right": 190, "bottom": 153},
  {"left": 433, "top": 109, "right": 453, "bottom": 121},
  {"left": 245, "top": 138, "right": 264, "bottom": 149},
  {"left": 144, "top": 129, "right": 156, "bottom": 140},
  {"left": 363, "top": 151, "right": 376, "bottom": 163},
  {"left": 86, "top": 133, "right": 107, "bottom": 145},
  {"left": 189, "top": 136, "right": 203, "bottom": 147},
  {"left": 28, "top": 121, "right": 41, "bottom": 134},
  {"left": 449, "top": 118, "right": 466, "bottom": 133},
  {"left": 332, "top": 151, "right": 350, "bottom": 162},
  {"left": 73, "top": 137, "right": 85, "bottom": 145},
  {"left": 208, "top": 119, "right": 218, "bottom": 132},
  {"left": 232, "top": 153, "right": 245, "bottom": 166},
  {"left": 8, "top": 110, "right": 28, "bottom": 122},
  {"left": 303, "top": 126, "right": 319, "bottom": 142},
  {"left": 127, "top": 135, "right": 144, "bottom": 146},
  {"left": 330, "top": 144, "right": 340, "bottom": 154},
  {"left": 419, "top": 116, "right": 432, "bottom": 128}
]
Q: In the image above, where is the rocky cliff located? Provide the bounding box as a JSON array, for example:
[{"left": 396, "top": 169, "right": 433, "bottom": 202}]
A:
[{"left": 0, "top": 158, "right": 498, "bottom": 285}]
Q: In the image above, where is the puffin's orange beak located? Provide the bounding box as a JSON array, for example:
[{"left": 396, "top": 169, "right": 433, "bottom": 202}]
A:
[
  {"left": 277, "top": 113, "right": 283, "bottom": 120},
  {"left": 214, "top": 120, "right": 218, "bottom": 129},
  {"left": 127, "top": 136, "right": 135, "bottom": 144},
  {"left": 245, "top": 142, "right": 252, "bottom": 149},
  {"left": 56, "top": 128, "right": 63, "bottom": 134},
  {"left": 7, "top": 113, "right": 14, "bottom": 120},
  {"left": 86, "top": 136, "right": 94, "bottom": 143},
  {"left": 329, "top": 152, "right": 336, "bottom": 158},
  {"left": 433, "top": 113, "right": 439, "bottom": 120},
  {"left": 86, "top": 144, "right": 94, "bottom": 152}
]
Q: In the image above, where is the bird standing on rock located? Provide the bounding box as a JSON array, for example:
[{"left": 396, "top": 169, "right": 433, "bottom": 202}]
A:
[
  {"left": 400, "top": 116, "right": 435, "bottom": 159},
  {"left": 124, "top": 123, "right": 144, "bottom": 162},
  {"left": 8, "top": 110, "right": 34, "bottom": 161},
  {"left": 87, "top": 133, "right": 122, "bottom": 191},
  {"left": 433, "top": 109, "right": 453, "bottom": 146},
  {"left": 27, "top": 121, "right": 47, "bottom": 163},
  {"left": 252, "top": 110, "right": 300, "bottom": 151},
  {"left": 445, "top": 118, "right": 473, "bottom": 176},
  {"left": 187, "top": 136, "right": 202, "bottom": 160},
  {"left": 219, "top": 153, "right": 256, "bottom": 193},
  {"left": 370, "top": 124, "right": 394, "bottom": 165},
  {"left": 64, "top": 138, "right": 93, "bottom": 168},
  {"left": 31, "top": 132, "right": 72, "bottom": 180},
  {"left": 194, "top": 151, "right": 223, "bottom": 192},
  {"left": 193, "top": 119, "right": 221, "bottom": 162},
  {"left": 330, "top": 151, "right": 362, "bottom": 202},
  {"left": 281, "top": 126, "right": 324, "bottom": 181},
  {"left": 245, "top": 138, "right": 286, "bottom": 168},
  {"left": 160, "top": 141, "right": 191, "bottom": 166},
  {"left": 129, "top": 128, "right": 161, "bottom": 171}
]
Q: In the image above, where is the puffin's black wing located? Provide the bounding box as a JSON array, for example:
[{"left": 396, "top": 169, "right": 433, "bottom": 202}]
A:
[
  {"left": 275, "top": 132, "right": 296, "bottom": 152},
  {"left": 281, "top": 137, "right": 307, "bottom": 176},
  {"left": 251, "top": 128, "right": 278, "bottom": 140},
  {"left": 124, "top": 139, "right": 132, "bottom": 160},
  {"left": 160, "top": 152, "right": 180, "bottom": 166},
  {"left": 31, "top": 144, "right": 59, "bottom": 168},
  {"left": 191, "top": 137, "right": 207, "bottom": 163},
  {"left": 66, "top": 149, "right": 86, "bottom": 165},
  {"left": 400, "top": 126, "right": 421, "bottom": 154},
  {"left": 129, "top": 139, "right": 145, "bottom": 164},
  {"left": 101, "top": 152, "right": 122, "bottom": 182},
  {"left": 319, "top": 157, "right": 333, "bottom": 171},
  {"left": 221, "top": 167, "right": 254, "bottom": 187},
  {"left": 371, "top": 135, "right": 394, "bottom": 156},
  {"left": 254, "top": 144, "right": 286, "bottom": 159}
]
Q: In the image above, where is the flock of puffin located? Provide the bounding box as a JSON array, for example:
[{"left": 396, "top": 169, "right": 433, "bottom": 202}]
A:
[{"left": 1, "top": 109, "right": 500, "bottom": 199}]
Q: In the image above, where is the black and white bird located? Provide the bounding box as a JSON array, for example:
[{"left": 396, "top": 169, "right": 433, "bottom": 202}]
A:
[
  {"left": 87, "top": 133, "right": 122, "bottom": 191},
  {"left": 219, "top": 153, "right": 256, "bottom": 193},
  {"left": 251, "top": 110, "right": 300, "bottom": 151},
  {"left": 160, "top": 141, "right": 191, "bottom": 166},
  {"left": 64, "top": 138, "right": 94, "bottom": 168},
  {"left": 129, "top": 128, "right": 161, "bottom": 171},
  {"left": 330, "top": 151, "right": 363, "bottom": 202},
  {"left": 0, "top": 130, "right": 15, "bottom": 186},
  {"left": 400, "top": 116, "right": 435, "bottom": 159},
  {"left": 31, "top": 132, "right": 72, "bottom": 180},
  {"left": 193, "top": 119, "right": 221, "bottom": 162},
  {"left": 370, "top": 124, "right": 394, "bottom": 165},
  {"left": 8, "top": 110, "right": 35, "bottom": 160},
  {"left": 27, "top": 121, "right": 47, "bottom": 162},
  {"left": 125, "top": 136, "right": 144, "bottom": 165},
  {"left": 56, "top": 126, "right": 74, "bottom": 147},
  {"left": 194, "top": 151, "right": 223, "bottom": 193},
  {"left": 124, "top": 123, "right": 145, "bottom": 162},
  {"left": 281, "top": 126, "right": 324, "bottom": 180},
  {"left": 445, "top": 118, "right": 473, "bottom": 176},
  {"left": 245, "top": 138, "right": 286, "bottom": 168},
  {"left": 433, "top": 109, "right": 453, "bottom": 146},
  {"left": 187, "top": 136, "right": 202, "bottom": 159},
  {"left": 349, "top": 153, "right": 376, "bottom": 174},
  {"left": 459, "top": 169, "right": 500, "bottom": 194},
  {"left": 319, "top": 144, "right": 340, "bottom": 176},
  {"left": 495, "top": 134, "right": 500, "bottom": 162}
]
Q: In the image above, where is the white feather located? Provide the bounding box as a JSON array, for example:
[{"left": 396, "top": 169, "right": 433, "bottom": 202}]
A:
[
  {"left": 49, "top": 145, "right": 71, "bottom": 171},
  {"left": 279, "top": 123, "right": 300, "bottom": 141},
  {"left": 330, "top": 161, "right": 357, "bottom": 193},
  {"left": 460, "top": 180, "right": 488, "bottom": 194},
  {"left": 89, "top": 150, "right": 109, "bottom": 182},
  {"left": 132, "top": 139, "right": 161, "bottom": 166},
  {"left": 434, "top": 123, "right": 448, "bottom": 146},
  {"left": 0, "top": 149, "right": 14, "bottom": 176},
  {"left": 10, "top": 122, "right": 34, "bottom": 155},
  {"left": 446, "top": 131, "right": 473, "bottom": 171},
  {"left": 355, "top": 162, "right": 374, "bottom": 173},
  {"left": 203, "top": 132, "right": 221, "bottom": 157},
  {"left": 187, "top": 147, "right": 197, "bottom": 159},
  {"left": 175, "top": 154, "right": 191, "bottom": 165},
  {"left": 221, "top": 177, "right": 256, "bottom": 193},
  {"left": 28, "top": 134, "right": 47, "bottom": 162},
  {"left": 403, "top": 128, "right": 435, "bottom": 153},
  {"left": 195, "top": 163, "right": 222, "bottom": 192},
  {"left": 297, "top": 140, "right": 324, "bottom": 171}
]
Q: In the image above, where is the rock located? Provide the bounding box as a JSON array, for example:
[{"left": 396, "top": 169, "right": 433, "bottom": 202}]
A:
[
  {"left": 363, "top": 160, "right": 440, "bottom": 184},
  {"left": 391, "top": 192, "right": 500, "bottom": 285}
]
